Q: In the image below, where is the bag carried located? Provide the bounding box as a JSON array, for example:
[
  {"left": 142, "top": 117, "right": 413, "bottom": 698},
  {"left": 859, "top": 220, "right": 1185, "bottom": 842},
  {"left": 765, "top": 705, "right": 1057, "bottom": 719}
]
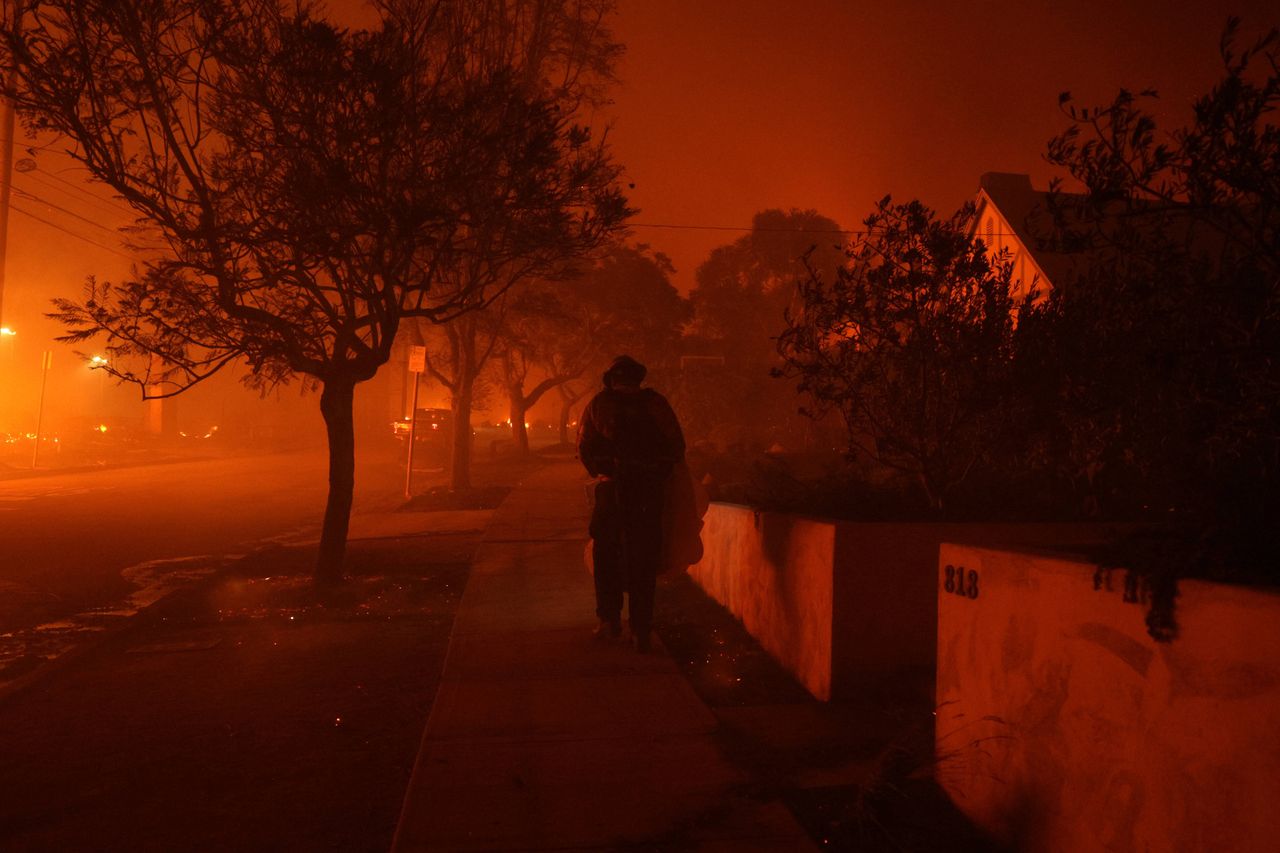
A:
[{"left": 661, "top": 460, "right": 709, "bottom": 575}]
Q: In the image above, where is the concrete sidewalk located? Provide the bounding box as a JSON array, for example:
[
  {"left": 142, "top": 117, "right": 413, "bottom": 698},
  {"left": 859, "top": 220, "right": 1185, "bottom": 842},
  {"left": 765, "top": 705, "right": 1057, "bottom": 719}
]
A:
[{"left": 392, "top": 459, "right": 816, "bottom": 852}]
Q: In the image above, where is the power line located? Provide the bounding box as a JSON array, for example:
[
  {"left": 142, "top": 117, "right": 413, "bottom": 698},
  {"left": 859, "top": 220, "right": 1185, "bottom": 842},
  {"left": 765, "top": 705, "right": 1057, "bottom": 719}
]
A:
[
  {"left": 2, "top": 171, "right": 137, "bottom": 223},
  {"left": 3, "top": 176, "right": 165, "bottom": 256},
  {"left": 631, "top": 221, "right": 854, "bottom": 234},
  {"left": 22, "top": 169, "right": 138, "bottom": 219},
  {"left": 6, "top": 178, "right": 1034, "bottom": 258},
  {"left": 629, "top": 221, "right": 1031, "bottom": 238},
  {"left": 10, "top": 165, "right": 1032, "bottom": 241},
  {"left": 9, "top": 203, "right": 138, "bottom": 261},
  {"left": 10, "top": 185, "right": 122, "bottom": 235}
]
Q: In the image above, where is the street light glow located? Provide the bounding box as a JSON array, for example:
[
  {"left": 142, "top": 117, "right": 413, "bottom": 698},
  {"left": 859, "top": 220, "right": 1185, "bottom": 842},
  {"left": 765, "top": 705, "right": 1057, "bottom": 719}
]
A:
[{"left": 0, "top": 327, "right": 15, "bottom": 336}]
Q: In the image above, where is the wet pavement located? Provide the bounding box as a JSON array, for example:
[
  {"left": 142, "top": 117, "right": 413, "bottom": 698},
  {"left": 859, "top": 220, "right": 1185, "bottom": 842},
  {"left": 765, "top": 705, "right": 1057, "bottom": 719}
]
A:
[
  {"left": 0, "top": 501, "right": 486, "bottom": 853},
  {"left": 0, "top": 449, "right": 427, "bottom": 685}
]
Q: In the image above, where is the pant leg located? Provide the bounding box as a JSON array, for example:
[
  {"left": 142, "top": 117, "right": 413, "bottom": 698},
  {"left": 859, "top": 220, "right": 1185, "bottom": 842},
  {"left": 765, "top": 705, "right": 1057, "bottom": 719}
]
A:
[
  {"left": 621, "top": 473, "right": 666, "bottom": 633},
  {"left": 589, "top": 480, "right": 624, "bottom": 622}
]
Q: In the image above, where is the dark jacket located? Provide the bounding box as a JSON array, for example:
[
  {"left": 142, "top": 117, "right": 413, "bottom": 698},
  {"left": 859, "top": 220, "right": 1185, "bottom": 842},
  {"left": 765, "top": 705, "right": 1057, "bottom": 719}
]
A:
[{"left": 577, "top": 386, "right": 685, "bottom": 479}]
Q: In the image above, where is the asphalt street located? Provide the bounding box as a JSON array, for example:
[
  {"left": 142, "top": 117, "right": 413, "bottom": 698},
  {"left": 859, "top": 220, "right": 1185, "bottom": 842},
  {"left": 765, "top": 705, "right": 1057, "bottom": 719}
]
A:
[{"left": 0, "top": 447, "right": 428, "bottom": 640}]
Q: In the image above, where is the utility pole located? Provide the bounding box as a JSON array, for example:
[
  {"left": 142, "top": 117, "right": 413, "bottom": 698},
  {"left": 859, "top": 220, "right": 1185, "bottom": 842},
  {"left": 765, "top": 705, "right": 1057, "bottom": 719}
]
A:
[
  {"left": 1, "top": 0, "right": 32, "bottom": 334},
  {"left": 0, "top": 66, "right": 16, "bottom": 331},
  {"left": 0, "top": 36, "right": 16, "bottom": 333},
  {"left": 31, "top": 348, "right": 49, "bottom": 467}
]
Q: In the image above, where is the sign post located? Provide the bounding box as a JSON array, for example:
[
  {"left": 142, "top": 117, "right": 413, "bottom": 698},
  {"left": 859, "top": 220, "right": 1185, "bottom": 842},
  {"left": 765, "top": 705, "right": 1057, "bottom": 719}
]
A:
[
  {"left": 404, "top": 346, "right": 427, "bottom": 498},
  {"left": 32, "top": 349, "right": 51, "bottom": 468}
]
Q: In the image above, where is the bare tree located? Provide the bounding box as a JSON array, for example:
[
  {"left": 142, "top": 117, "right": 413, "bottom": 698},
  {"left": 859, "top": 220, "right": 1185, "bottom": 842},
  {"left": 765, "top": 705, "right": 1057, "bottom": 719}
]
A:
[
  {"left": 493, "top": 283, "right": 576, "bottom": 453},
  {"left": 507, "top": 309, "right": 607, "bottom": 451},
  {"left": 409, "top": 0, "right": 630, "bottom": 484},
  {"left": 556, "top": 379, "right": 588, "bottom": 444},
  {"left": 420, "top": 307, "right": 505, "bottom": 490},
  {"left": 1, "top": 0, "right": 627, "bottom": 581},
  {"left": 498, "top": 243, "right": 687, "bottom": 453}
]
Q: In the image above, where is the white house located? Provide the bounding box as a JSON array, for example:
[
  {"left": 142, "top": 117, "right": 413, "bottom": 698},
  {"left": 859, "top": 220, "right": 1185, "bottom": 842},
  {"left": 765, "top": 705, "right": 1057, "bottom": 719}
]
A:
[{"left": 971, "top": 171, "right": 1082, "bottom": 303}]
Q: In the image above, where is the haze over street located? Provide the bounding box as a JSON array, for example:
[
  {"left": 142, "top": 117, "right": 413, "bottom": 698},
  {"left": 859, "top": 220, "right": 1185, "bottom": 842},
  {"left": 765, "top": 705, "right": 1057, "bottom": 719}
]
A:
[{"left": 1, "top": 450, "right": 418, "bottom": 663}]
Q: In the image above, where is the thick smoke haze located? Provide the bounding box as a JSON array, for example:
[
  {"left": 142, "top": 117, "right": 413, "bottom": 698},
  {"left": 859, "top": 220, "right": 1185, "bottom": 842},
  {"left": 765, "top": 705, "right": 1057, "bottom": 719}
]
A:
[
  {"left": 0, "top": 4, "right": 1277, "bottom": 848},
  {"left": 605, "top": 0, "right": 1277, "bottom": 289},
  {"left": 1, "top": 0, "right": 1274, "bottom": 437}
]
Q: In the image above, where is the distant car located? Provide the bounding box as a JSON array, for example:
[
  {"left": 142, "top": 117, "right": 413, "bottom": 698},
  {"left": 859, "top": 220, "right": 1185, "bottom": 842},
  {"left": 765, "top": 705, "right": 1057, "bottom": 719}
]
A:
[
  {"left": 392, "top": 408, "right": 454, "bottom": 460},
  {"left": 177, "top": 424, "right": 221, "bottom": 441}
]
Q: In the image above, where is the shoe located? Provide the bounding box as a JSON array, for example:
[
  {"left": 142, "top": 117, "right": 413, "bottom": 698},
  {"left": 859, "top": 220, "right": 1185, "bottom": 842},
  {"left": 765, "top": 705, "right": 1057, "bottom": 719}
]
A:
[
  {"left": 593, "top": 619, "right": 622, "bottom": 641},
  {"left": 632, "top": 630, "right": 652, "bottom": 653}
]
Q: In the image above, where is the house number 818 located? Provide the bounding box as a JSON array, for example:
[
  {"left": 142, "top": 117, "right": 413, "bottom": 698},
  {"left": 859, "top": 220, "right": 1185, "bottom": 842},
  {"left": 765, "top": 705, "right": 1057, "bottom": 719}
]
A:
[{"left": 943, "top": 565, "right": 979, "bottom": 599}]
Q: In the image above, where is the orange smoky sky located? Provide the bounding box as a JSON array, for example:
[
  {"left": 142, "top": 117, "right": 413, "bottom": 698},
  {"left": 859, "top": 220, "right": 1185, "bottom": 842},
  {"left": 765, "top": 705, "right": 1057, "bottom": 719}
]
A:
[
  {"left": 4, "top": 0, "right": 1277, "bottom": 336},
  {"left": 601, "top": 0, "right": 1278, "bottom": 290},
  {"left": 0, "top": 0, "right": 1273, "bottom": 432}
]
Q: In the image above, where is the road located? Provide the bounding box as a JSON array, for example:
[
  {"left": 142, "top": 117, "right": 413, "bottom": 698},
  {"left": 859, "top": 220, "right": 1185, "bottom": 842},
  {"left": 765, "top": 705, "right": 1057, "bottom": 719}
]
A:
[{"left": 0, "top": 448, "right": 436, "bottom": 671}]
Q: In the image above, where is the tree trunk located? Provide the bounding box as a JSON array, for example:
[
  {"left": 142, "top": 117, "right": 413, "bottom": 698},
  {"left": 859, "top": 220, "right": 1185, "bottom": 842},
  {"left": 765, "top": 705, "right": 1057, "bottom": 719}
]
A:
[
  {"left": 557, "top": 384, "right": 583, "bottom": 446},
  {"left": 449, "top": 375, "right": 474, "bottom": 492},
  {"left": 558, "top": 397, "right": 573, "bottom": 445},
  {"left": 318, "top": 376, "right": 356, "bottom": 584},
  {"left": 509, "top": 394, "right": 530, "bottom": 455}
]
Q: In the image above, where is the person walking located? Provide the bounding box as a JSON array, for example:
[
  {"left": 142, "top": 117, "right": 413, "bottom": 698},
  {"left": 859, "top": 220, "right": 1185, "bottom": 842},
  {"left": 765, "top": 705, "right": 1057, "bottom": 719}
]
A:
[{"left": 578, "top": 355, "right": 685, "bottom": 652}]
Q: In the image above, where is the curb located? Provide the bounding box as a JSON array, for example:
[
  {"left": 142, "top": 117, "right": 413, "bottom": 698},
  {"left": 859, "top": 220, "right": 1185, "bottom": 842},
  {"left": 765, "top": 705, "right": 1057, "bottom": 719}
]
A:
[
  {"left": 0, "top": 557, "right": 236, "bottom": 708},
  {"left": 0, "top": 455, "right": 544, "bottom": 706},
  {"left": 387, "top": 467, "right": 524, "bottom": 853},
  {"left": 0, "top": 497, "right": 503, "bottom": 708},
  {"left": 0, "top": 454, "right": 218, "bottom": 482}
]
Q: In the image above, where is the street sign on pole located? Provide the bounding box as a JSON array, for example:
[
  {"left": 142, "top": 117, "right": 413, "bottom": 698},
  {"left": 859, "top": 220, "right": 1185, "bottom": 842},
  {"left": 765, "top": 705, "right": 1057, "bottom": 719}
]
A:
[{"left": 404, "top": 346, "right": 426, "bottom": 498}]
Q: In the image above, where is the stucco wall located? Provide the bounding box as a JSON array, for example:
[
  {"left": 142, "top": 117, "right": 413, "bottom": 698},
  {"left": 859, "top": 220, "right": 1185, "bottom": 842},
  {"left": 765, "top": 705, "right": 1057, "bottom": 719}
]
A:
[
  {"left": 691, "top": 504, "right": 835, "bottom": 699},
  {"left": 690, "top": 505, "right": 1121, "bottom": 701},
  {"left": 936, "top": 543, "right": 1280, "bottom": 853}
]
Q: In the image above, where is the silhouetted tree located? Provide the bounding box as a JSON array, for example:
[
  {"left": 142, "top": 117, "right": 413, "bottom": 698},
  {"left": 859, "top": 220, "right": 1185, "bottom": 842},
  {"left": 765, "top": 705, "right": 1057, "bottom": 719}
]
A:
[
  {"left": 571, "top": 242, "right": 686, "bottom": 379},
  {"left": 556, "top": 379, "right": 587, "bottom": 444},
  {"left": 3, "top": 0, "right": 627, "bottom": 581},
  {"left": 420, "top": 308, "right": 505, "bottom": 484},
  {"left": 1034, "top": 18, "right": 1280, "bottom": 588},
  {"left": 412, "top": 0, "right": 629, "bottom": 488},
  {"left": 682, "top": 208, "right": 844, "bottom": 449},
  {"left": 777, "top": 198, "right": 1026, "bottom": 511},
  {"left": 499, "top": 243, "right": 686, "bottom": 452}
]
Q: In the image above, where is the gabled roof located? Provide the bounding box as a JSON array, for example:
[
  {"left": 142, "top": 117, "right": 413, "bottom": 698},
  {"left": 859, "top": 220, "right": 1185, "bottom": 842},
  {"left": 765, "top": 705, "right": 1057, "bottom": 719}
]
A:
[{"left": 973, "top": 172, "right": 1084, "bottom": 291}]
